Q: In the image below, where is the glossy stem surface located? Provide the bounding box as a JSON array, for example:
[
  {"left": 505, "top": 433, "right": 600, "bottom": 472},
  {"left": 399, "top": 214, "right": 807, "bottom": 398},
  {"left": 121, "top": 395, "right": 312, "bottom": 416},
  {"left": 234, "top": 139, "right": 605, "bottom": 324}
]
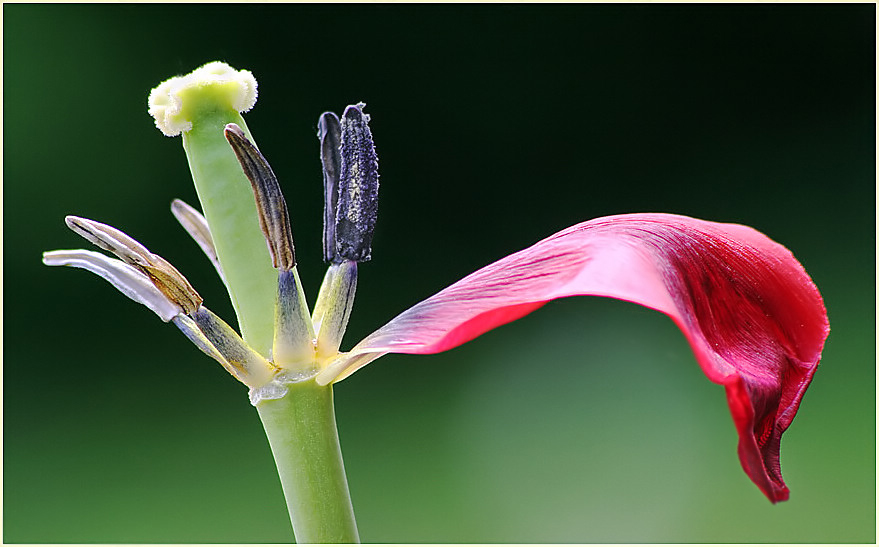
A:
[{"left": 256, "top": 380, "right": 360, "bottom": 543}]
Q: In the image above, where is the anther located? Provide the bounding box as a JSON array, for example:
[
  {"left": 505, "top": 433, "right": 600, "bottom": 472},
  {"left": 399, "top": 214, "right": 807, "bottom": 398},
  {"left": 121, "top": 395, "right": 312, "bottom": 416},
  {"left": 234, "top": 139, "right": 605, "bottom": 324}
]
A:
[
  {"left": 224, "top": 123, "right": 296, "bottom": 270},
  {"left": 335, "top": 103, "right": 379, "bottom": 263}
]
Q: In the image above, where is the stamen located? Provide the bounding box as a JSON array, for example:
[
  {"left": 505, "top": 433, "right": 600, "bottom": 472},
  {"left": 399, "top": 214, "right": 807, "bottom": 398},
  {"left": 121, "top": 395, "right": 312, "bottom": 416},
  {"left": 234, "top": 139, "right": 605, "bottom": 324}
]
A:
[
  {"left": 313, "top": 260, "right": 358, "bottom": 357},
  {"left": 190, "top": 306, "right": 276, "bottom": 387},
  {"left": 318, "top": 111, "right": 341, "bottom": 263},
  {"left": 172, "top": 314, "right": 237, "bottom": 375},
  {"left": 65, "top": 215, "right": 152, "bottom": 259},
  {"left": 336, "top": 103, "right": 379, "bottom": 263},
  {"left": 273, "top": 270, "right": 317, "bottom": 369},
  {"left": 224, "top": 123, "right": 316, "bottom": 372},
  {"left": 224, "top": 123, "right": 296, "bottom": 270},
  {"left": 65, "top": 216, "right": 202, "bottom": 314},
  {"left": 170, "top": 199, "right": 225, "bottom": 283},
  {"left": 311, "top": 262, "right": 338, "bottom": 330},
  {"left": 42, "top": 249, "right": 181, "bottom": 322}
]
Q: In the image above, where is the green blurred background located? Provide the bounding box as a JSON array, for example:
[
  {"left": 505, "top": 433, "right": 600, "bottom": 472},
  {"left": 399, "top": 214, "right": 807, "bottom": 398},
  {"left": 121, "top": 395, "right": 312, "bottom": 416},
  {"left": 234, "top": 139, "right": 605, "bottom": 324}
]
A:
[{"left": 4, "top": 4, "right": 874, "bottom": 543}]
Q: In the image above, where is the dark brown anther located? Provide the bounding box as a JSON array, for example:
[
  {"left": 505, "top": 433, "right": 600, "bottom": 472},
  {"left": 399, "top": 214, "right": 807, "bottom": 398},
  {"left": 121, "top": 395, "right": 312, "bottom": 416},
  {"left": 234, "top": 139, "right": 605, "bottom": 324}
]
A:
[{"left": 224, "top": 123, "right": 296, "bottom": 270}]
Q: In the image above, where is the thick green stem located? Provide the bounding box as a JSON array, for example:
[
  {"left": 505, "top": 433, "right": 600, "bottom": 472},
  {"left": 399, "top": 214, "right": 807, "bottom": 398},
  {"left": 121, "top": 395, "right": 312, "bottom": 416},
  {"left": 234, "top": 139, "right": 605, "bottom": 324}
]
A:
[{"left": 255, "top": 380, "right": 360, "bottom": 543}]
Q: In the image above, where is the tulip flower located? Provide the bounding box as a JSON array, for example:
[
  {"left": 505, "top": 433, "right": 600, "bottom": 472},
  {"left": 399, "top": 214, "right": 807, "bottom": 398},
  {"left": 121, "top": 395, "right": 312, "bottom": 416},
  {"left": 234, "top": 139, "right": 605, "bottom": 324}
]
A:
[{"left": 43, "top": 61, "right": 828, "bottom": 542}]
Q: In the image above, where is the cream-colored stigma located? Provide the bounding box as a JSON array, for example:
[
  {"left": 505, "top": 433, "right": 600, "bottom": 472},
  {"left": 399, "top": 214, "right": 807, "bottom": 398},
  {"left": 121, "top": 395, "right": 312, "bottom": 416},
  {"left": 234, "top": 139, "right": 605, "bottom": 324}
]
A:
[{"left": 148, "top": 61, "right": 258, "bottom": 137}]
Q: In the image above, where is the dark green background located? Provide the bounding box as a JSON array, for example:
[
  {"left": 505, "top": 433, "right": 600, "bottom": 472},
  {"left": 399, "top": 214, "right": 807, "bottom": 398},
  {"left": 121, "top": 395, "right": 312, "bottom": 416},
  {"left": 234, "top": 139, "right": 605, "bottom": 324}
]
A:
[{"left": 5, "top": 4, "right": 874, "bottom": 543}]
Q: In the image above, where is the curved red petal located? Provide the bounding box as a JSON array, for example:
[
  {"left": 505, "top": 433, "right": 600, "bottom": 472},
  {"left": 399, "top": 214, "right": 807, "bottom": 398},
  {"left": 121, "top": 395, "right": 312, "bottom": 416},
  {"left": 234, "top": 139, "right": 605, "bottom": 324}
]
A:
[{"left": 337, "top": 213, "right": 829, "bottom": 501}]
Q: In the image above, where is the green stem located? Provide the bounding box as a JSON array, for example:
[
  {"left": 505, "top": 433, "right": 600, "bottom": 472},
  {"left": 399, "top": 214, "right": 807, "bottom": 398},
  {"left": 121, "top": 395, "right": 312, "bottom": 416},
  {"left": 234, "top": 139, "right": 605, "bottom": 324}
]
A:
[{"left": 255, "top": 379, "right": 360, "bottom": 543}]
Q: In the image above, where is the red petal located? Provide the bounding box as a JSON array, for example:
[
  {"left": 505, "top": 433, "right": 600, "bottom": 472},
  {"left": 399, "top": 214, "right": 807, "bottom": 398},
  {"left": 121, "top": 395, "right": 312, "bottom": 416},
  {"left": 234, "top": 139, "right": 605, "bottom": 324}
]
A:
[{"left": 328, "top": 213, "right": 829, "bottom": 502}]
